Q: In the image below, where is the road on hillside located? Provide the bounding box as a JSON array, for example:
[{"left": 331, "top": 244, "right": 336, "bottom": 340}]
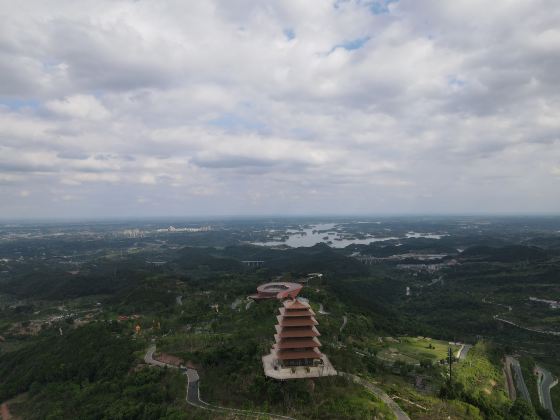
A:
[
  {"left": 339, "top": 372, "right": 410, "bottom": 420},
  {"left": 507, "top": 356, "right": 532, "bottom": 405},
  {"left": 144, "top": 344, "right": 169, "bottom": 368},
  {"left": 340, "top": 315, "right": 347, "bottom": 332},
  {"left": 537, "top": 366, "right": 559, "bottom": 420},
  {"left": 457, "top": 344, "right": 472, "bottom": 360},
  {"left": 483, "top": 296, "right": 560, "bottom": 337},
  {"left": 504, "top": 357, "right": 517, "bottom": 401},
  {"left": 184, "top": 367, "right": 295, "bottom": 419},
  {"left": 145, "top": 345, "right": 294, "bottom": 419}
]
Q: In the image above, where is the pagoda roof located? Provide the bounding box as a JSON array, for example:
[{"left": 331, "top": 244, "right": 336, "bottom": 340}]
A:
[
  {"left": 274, "top": 336, "right": 321, "bottom": 349},
  {"left": 279, "top": 307, "right": 316, "bottom": 317},
  {"left": 277, "top": 315, "right": 318, "bottom": 327},
  {"left": 275, "top": 325, "right": 320, "bottom": 337},
  {"left": 275, "top": 348, "right": 322, "bottom": 360},
  {"left": 282, "top": 299, "right": 310, "bottom": 310}
]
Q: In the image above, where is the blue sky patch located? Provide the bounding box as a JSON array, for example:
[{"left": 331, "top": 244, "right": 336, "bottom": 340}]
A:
[
  {"left": 0, "top": 98, "right": 40, "bottom": 110},
  {"left": 340, "top": 36, "right": 370, "bottom": 50},
  {"left": 370, "top": 0, "right": 398, "bottom": 15},
  {"left": 447, "top": 75, "right": 467, "bottom": 88},
  {"left": 283, "top": 28, "right": 295, "bottom": 40}
]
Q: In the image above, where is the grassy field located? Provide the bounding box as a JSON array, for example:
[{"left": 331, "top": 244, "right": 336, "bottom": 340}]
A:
[
  {"left": 370, "top": 374, "right": 483, "bottom": 420},
  {"left": 454, "top": 341, "right": 510, "bottom": 416},
  {"left": 374, "top": 336, "right": 460, "bottom": 365}
]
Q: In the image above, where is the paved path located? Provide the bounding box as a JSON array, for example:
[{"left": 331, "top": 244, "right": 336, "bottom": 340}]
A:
[
  {"left": 318, "top": 303, "right": 329, "bottom": 315},
  {"left": 537, "top": 366, "right": 559, "bottom": 420},
  {"left": 144, "top": 344, "right": 168, "bottom": 368},
  {"left": 339, "top": 372, "right": 410, "bottom": 420},
  {"left": 340, "top": 315, "right": 347, "bottom": 333},
  {"left": 145, "top": 345, "right": 294, "bottom": 419},
  {"left": 504, "top": 358, "right": 517, "bottom": 401},
  {"left": 483, "top": 296, "right": 560, "bottom": 336},
  {"left": 457, "top": 344, "right": 472, "bottom": 360},
  {"left": 185, "top": 366, "right": 295, "bottom": 419},
  {"left": 506, "top": 356, "right": 532, "bottom": 405},
  {"left": 176, "top": 295, "right": 183, "bottom": 306},
  {"left": 494, "top": 316, "right": 560, "bottom": 336}
]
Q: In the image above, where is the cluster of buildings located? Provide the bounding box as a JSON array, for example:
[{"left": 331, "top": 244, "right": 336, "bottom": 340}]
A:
[
  {"left": 156, "top": 225, "right": 212, "bottom": 233},
  {"left": 120, "top": 225, "right": 212, "bottom": 237},
  {"left": 122, "top": 228, "right": 144, "bottom": 238},
  {"left": 529, "top": 297, "right": 560, "bottom": 309}
]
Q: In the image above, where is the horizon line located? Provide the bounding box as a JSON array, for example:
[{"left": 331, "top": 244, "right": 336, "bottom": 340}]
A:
[{"left": 1, "top": 212, "right": 560, "bottom": 224}]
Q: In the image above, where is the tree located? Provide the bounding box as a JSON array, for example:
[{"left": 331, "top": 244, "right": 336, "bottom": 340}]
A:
[{"left": 508, "top": 398, "right": 539, "bottom": 420}]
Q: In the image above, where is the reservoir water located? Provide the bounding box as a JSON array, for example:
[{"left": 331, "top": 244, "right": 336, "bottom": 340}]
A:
[{"left": 252, "top": 223, "right": 399, "bottom": 248}]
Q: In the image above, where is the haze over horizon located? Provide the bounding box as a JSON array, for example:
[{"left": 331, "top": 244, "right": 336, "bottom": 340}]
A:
[{"left": 1, "top": 0, "right": 560, "bottom": 219}]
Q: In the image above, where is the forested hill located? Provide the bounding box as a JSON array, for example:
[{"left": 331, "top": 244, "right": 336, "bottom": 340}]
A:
[
  {"left": 460, "top": 245, "right": 551, "bottom": 262},
  {"left": 0, "top": 323, "right": 187, "bottom": 419}
]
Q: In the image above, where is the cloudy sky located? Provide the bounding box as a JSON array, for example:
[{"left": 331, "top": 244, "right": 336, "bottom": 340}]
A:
[{"left": 1, "top": 0, "right": 559, "bottom": 218}]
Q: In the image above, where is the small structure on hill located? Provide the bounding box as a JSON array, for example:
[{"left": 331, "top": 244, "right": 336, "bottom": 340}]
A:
[
  {"left": 250, "top": 282, "right": 303, "bottom": 301},
  {"left": 154, "top": 352, "right": 184, "bottom": 367},
  {"left": 262, "top": 298, "right": 336, "bottom": 380}
]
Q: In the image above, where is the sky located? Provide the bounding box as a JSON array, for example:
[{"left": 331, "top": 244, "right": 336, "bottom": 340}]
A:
[{"left": 1, "top": 0, "right": 559, "bottom": 219}]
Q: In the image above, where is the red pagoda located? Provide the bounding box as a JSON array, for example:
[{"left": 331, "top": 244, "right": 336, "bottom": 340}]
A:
[{"left": 262, "top": 298, "right": 336, "bottom": 379}]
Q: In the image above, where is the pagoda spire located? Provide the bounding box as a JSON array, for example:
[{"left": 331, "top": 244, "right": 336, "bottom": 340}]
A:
[{"left": 262, "top": 298, "right": 336, "bottom": 379}]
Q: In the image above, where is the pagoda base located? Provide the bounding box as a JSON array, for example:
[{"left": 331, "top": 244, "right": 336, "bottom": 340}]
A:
[{"left": 262, "top": 353, "right": 337, "bottom": 380}]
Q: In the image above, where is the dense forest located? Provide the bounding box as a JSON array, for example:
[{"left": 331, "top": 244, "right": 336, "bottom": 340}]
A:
[{"left": 1, "top": 217, "right": 559, "bottom": 419}]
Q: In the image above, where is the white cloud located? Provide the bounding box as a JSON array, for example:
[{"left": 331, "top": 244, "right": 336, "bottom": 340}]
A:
[
  {"left": 0, "top": 0, "right": 559, "bottom": 217},
  {"left": 45, "top": 95, "right": 110, "bottom": 120}
]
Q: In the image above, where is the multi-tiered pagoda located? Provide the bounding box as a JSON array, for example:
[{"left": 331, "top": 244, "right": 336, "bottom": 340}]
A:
[{"left": 262, "top": 298, "right": 336, "bottom": 379}]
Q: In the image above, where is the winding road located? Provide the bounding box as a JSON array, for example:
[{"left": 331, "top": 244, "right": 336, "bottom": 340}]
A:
[
  {"left": 537, "top": 366, "right": 559, "bottom": 420},
  {"left": 339, "top": 372, "right": 410, "bottom": 420},
  {"left": 457, "top": 344, "right": 472, "bottom": 360},
  {"left": 504, "top": 357, "right": 517, "bottom": 401},
  {"left": 483, "top": 296, "right": 560, "bottom": 336},
  {"left": 144, "top": 344, "right": 168, "bottom": 368},
  {"left": 506, "top": 356, "right": 532, "bottom": 405},
  {"left": 145, "top": 345, "right": 295, "bottom": 419},
  {"left": 340, "top": 315, "right": 347, "bottom": 333}
]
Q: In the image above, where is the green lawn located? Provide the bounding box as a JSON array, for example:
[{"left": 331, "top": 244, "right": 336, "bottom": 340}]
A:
[
  {"left": 454, "top": 341, "right": 510, "bottom": 417},
  {"left": 366, "top": 374, "right": 483, "bottom": 420},
  {"left": 375, "top": 336, "right": 459, "bottom": 365}
]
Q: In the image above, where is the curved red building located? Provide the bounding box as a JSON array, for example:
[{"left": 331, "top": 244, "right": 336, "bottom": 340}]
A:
[{"left": 250, "top": 282, "right": 303, "bottom": 301}]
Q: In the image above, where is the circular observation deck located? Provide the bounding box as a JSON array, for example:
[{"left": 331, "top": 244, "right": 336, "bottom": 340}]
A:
[{"left": 251, "top": 282, "right": 303, "bottom": 300}]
